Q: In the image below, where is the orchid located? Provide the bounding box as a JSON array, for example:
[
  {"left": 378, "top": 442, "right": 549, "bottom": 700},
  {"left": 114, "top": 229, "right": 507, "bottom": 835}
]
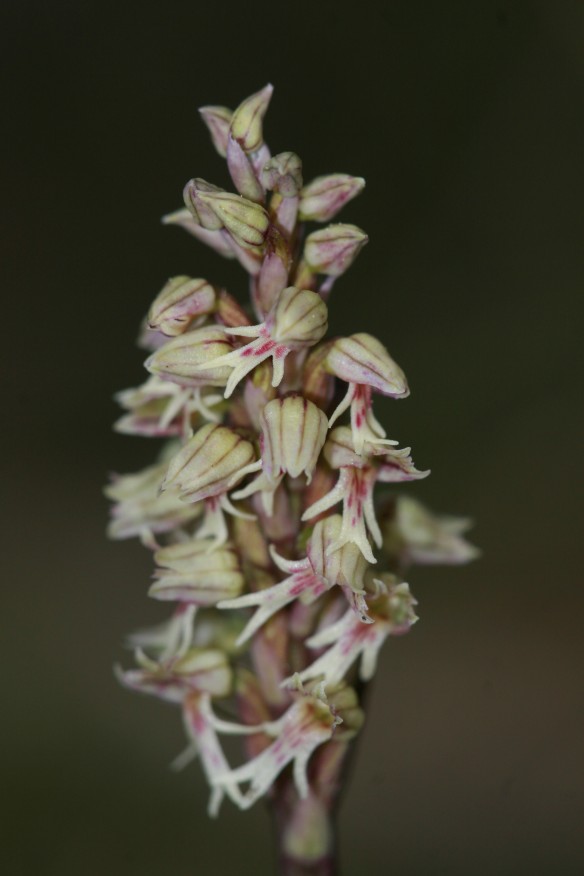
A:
[{"left": 107, "top": 84, "right": 477, "bottom": 875}]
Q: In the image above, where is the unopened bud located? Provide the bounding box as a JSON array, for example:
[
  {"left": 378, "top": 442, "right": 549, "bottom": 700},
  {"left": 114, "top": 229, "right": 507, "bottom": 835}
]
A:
[
  {"left": 162, "top": 423, "right": 257, "bottom": 502},
  {"left": 243, "top": 362, "right": 278, "bottom": 431},
  {"left": 261, "top": 396, "right": 328, "bottom": 481},
  {"left": 148, "top": 277, "right": 216, "bottom": 336},
  {"left": 197, "top": 191, "right": 269, "bottom": 249},
  {"left": 271, "top": 286, "right": 328, "bottom": 347},
  {"left": 230, "top": 84, "right": 273, "bottom": 153},
  {"left": 198, "top": 105, "right": 233, "bottom": 158},
  {"left": 302, "top": 341, "right": 335, "bottom": 409},
  {"left": 150, "top": 541, "right": 244, "bottom": 604},
  {"left": 215, "top": 289, "right": 252, "bottom": 328},
  {"left": 307, "top": 515, "right": 368, "bottom": 591},
  {"left": 105, "top": 462, "right": 201, "bottom": 540},
  {"left": 299, "top": 174, "right": 365, "bottom": 222},
  {"left": 145, "top": 326, "right": 234, "bottom": 387},
  {"left": 183, "top": 178, "right": 225, "bottom": 230},
  {"left": 304, "top": 224, "right": 368, "bottom": 277},
  {"left": 326, "top": 333, "right": 409, "bottom": 398},
  {"left": 322, "top": 426, "right": 362, "bottom": 470},
  {"left": 255, "top": 226, "right": 291, "bottom": 315},
  {"left": 226, "top": 135, "right": 265, "bottom": 202},
  {"left": 261, "top": 152, "right": 303, "bottom": 197}
]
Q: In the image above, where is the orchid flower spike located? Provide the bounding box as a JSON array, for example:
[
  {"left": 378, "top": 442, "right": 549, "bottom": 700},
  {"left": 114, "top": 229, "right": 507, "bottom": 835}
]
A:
[{"left": 109, "top": 85, "right": 477, "bottom": 846}]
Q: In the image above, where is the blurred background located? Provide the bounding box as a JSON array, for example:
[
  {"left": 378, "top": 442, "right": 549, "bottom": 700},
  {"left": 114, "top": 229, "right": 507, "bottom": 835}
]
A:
[{"left": 2, "top": 1, "right": 583, "bottom": 873}]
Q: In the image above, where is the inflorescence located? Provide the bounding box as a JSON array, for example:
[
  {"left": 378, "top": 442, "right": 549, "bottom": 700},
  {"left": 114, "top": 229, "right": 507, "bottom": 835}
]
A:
[{"left": 107, "top": 84, "right": 478, "bottom": 817}]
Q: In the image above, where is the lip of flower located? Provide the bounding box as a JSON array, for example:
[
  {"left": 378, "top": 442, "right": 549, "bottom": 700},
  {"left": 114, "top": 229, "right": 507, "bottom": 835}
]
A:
[
  {"left": 191, "top": 286, "right": 328, "bottom": 399},
  {"left": 302, "top": 427, "right": 429, "bottom": 563},
  {"left": 212, "top": 681, "right": 341, "bottom": 810}
]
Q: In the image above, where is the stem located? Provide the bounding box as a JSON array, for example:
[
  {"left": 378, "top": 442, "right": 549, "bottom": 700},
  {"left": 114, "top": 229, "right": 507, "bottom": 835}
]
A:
[
  {"left": 272, "top": 782, "right": 338, "bottom": 876},
  {"left": 270, "top": 738, "right": 353, "bottom": 876}
]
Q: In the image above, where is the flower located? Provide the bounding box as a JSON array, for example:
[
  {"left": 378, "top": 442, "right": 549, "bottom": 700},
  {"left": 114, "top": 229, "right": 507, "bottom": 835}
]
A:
[
  {"left": 150, "top": 539, "right": 245, "bottom": 605},
  {"left": 299, "top": 174, "right": 365, "bottom": 223},
  {"left": 382, "top": 495, "right": 480, "bottom": 566},
  {"left": 326, "top": 333, "right": 409, "bottom": 454},
  {"left": 232, "top": 396, "right": 328, "bottom": 513},
  {"left": 160, "top": 423, "right": 260, "bottom": 547},
  {"left": 219, "top": 514, "right": 370, "bottom": 644},
  {"left": 105, "top": 459, "right": 201, "bottom": 545},
  {"left": 285, "top": 577, "right": 418, "bottom": 687},
  {"left": 303, "top": 427, "right": 429, "bottom": 562},
  {"left": 147, "top": 276, "right": 216, "bottom": 337},
  {"left": 109, "top": 84, "right": 477, "bottom": 833},
  {"left": 214, "top": 681, "right": 341, "bottom": 809},
  {"left": 197, "top": 286, "right": 328, "bottom": 398}
]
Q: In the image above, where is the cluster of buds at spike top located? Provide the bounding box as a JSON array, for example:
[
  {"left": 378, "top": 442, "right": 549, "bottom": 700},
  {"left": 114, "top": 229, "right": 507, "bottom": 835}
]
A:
[{"left": 108, "top": 85, "right": 477, "bottom": 825}]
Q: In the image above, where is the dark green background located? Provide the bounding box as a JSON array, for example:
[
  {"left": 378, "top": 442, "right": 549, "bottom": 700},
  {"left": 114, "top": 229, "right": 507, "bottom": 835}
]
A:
[{"left": 2, "top": 1, "right": 583, "bottom": 873}]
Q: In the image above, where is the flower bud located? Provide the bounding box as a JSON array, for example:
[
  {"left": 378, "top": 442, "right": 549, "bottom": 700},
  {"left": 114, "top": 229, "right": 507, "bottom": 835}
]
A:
[
  {"left": 148, "top": 277, "right": 216, "bottom": 336},
  {"left": 162, "top": 423, "right": 257, "bottom": 502},
  {"left": 105, "top": 461, "right": 201, "bottom": 540},
  {"left": 197, "top": 191, "right": 269, "bottom": 249},
  {"left": 226, "top": 135, "right": 265, "bottom": 202},
  {"left": 230, "top": 83, "right": 273, "bottom": 153},
  {"left": 150, "top": 541, "right": 244, "bottom": 604},
  {"left": 299, "top": 174, "right": 365, "bottom": 222},
  {"left": 243, "top": 362, "right": 278, "bottom": 431},
  {"left": 183, "top": 178, "right": 225, "bottom": 230},
  {"left": 145, "top": 326, "right": 234, "bottom": 387},
  {"left": 198, "top": 105, "right": 233, "bottom": 158},
  {"left": 271, "top": 286, "right": 328, "bottom": 347},
  {"left": 326, "top": 333, "right": 409, "bottom": 397},
  {"left": 304, "top": 224, "right": 368, "bottom": 276},
  {"left": 307, "top": 515, "right": 368, "bottom": 591},
  {"left": 381, "top": 496, "right": 479, "bottom": 566},
  {"left": 302, "top": 341, "right": 335, "bottom": 409},
  {"left": 215, "top": 289, "right": 252, "bottom": 328},
  {"left": 255, "top": 226, "right": 291, "bottom": 315},
  {"left": 261, "top": 152, "right": 303, "bottom": 197},
  {"left": 322, "top": 426, "right": 364, "bottom": 470},
  {"left": 261, "top": 396, "right": 328, "bottom": 481}
]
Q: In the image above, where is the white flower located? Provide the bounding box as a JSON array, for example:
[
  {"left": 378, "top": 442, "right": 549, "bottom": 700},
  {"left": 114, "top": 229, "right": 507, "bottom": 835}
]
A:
[
  {"left": 214, "top": 681, "right": 341, "bottom": 809},
  {"left": 284, "top": 579, "right": 418, "bottom": 687}
]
